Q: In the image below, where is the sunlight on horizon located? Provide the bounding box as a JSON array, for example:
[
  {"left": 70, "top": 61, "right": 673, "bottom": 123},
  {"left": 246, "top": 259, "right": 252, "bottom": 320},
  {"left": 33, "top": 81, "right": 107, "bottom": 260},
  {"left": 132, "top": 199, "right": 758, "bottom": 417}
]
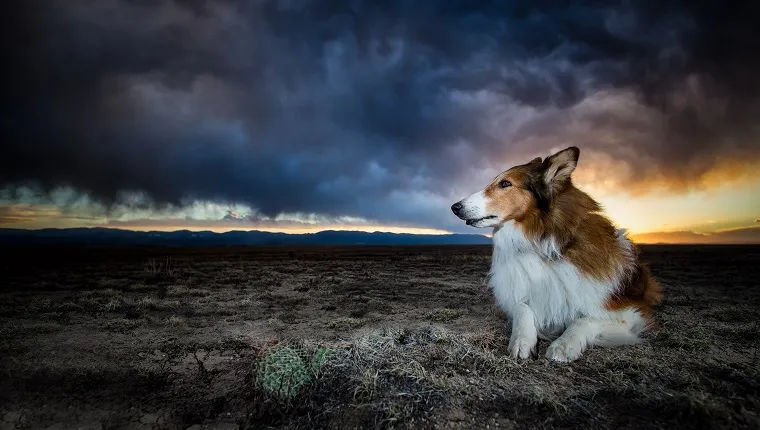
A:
[
  {"left": 582, "top": 176, "right": 760, "bottom": 235},
  {"left": 1, "top": 177, "right": 758, "bottom": 242},
  {"left": 105, "top": 224, "right": 453, "bottom": 235}
]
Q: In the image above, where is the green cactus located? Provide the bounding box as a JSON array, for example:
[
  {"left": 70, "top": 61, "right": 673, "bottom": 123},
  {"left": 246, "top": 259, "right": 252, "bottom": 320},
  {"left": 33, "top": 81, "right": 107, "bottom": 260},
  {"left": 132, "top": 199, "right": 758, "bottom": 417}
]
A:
[
  {"left": 257, "top": 345, "right": 332, "bottom": 400},
  {"left": 310, "top": 346, "right": 332, "bottom": 371}
]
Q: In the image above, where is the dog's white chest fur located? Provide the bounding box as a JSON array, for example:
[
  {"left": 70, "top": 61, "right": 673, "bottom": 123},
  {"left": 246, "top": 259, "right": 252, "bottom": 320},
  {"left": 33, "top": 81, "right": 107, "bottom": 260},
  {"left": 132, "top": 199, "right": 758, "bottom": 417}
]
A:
[{"left": 488, "top": 222, "right": 620, "bottom": 338}]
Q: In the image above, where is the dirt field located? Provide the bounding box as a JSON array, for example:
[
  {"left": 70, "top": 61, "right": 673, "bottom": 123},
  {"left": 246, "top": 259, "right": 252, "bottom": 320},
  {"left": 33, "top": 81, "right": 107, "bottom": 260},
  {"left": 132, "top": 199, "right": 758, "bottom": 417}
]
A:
[{"left": 1, "top": 245, "right": 759, "bottom": 429}]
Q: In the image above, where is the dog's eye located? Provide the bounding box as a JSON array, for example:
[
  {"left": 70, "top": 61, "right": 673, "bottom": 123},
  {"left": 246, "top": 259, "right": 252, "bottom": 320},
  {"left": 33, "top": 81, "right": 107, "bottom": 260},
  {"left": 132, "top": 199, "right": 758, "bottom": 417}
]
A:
[{"left": 499, "top": 180, "right": 512, "bottom": 188}]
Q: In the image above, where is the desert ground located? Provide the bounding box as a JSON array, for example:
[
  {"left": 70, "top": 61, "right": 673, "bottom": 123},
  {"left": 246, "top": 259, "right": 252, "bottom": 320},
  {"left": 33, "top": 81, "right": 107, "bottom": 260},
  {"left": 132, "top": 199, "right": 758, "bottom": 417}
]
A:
[{"left": 0, "top": 244, "right": 758, "bottom": 429}]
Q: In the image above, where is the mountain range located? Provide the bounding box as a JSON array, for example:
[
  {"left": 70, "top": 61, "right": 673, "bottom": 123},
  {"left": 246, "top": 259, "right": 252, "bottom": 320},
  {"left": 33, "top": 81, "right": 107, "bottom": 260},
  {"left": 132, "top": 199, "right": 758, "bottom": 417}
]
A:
[
  {"left": 3, "top": 226, "right": 758, "bottom": 246},
  {"left": 0, "top": 228, "right": 492, "bottom": 246},
  {"left": 628, "top": 227, "right": 760, "bottom": 245}
]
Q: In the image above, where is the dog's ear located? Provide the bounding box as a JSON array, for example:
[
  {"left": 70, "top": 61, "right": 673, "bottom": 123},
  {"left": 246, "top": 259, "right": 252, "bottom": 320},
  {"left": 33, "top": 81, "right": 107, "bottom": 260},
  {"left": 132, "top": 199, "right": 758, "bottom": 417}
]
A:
[
  {"left": 543, "top": 147, "right": 580, "bottom": 190},
  {"left": 529, "top": 157, "right": 542, "bottom": 164}
]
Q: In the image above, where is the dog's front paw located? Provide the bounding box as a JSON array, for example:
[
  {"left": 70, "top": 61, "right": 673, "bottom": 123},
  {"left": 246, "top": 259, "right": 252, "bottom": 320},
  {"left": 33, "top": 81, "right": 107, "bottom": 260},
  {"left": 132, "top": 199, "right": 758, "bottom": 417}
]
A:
[
  {"left": 545, "top": 338, "right": 583, "bottom": 362},
  {"left": 508, "top": 334, "right": 537, "bottom": 360}
]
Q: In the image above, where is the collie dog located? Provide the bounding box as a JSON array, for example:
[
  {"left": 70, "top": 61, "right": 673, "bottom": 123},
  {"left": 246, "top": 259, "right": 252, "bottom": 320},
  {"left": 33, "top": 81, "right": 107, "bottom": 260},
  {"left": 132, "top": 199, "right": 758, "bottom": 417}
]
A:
[{"left": 451, "top": 147, "right": 662, "bottom": 362}]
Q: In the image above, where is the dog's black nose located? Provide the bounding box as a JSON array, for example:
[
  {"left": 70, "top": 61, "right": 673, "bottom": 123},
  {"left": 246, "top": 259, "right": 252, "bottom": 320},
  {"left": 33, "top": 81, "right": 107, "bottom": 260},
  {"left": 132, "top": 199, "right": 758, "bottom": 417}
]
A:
[{"left": 451, "top": 202, "right": 463, "bottom": 215}]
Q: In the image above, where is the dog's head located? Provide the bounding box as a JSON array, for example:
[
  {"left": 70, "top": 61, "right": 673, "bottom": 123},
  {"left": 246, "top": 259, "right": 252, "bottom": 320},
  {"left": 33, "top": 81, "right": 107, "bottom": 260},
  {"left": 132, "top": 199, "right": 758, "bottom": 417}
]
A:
[{"left": 451, "top": 147, "right": 580, "bottom": 228}]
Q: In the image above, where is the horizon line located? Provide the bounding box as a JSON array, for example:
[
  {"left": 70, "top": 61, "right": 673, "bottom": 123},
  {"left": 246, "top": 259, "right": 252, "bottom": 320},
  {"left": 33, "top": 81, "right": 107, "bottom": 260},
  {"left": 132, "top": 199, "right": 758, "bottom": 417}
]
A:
[{"left": 2, "top": 225, "right": 759, "bottom": 245}]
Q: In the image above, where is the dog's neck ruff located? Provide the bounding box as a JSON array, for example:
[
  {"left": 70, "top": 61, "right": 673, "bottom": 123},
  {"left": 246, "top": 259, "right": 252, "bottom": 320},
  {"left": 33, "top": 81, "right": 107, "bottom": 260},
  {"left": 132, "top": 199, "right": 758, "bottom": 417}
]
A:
[{"left": 491, "top": 222, "right": 561, "bottom": 261}]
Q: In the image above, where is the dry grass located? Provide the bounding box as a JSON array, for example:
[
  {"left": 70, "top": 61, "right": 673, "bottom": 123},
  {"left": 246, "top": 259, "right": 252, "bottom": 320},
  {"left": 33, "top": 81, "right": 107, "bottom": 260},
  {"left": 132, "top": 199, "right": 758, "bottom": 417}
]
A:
[
  {"left": 239, "top": 296, "right": 258, "bottom": 307},
  {"left": 168, "top": 285, "right": 210, "bottom": 297},
  {"left": 134, "top": 297, "right": 180, "bottom": 311},
  {"left": 129, "top": 282, "right": 153, "bottom": 292},
  {"left": 328, "top": 317, "right": 367, "bottom": 330},
  {"left": 100, "top": 297, "right": 124, "bottom": 312},
  {"left": 143, "top": 256, "right": 176, "bottom": 277},
  {"left": 239, "top": 323, "right": 760, "bottom": 428},
  {"left": 423, "top": 307, "right": 465, "bottom": 322},
  {"left": 166, "top": 315, "right": 185, "bottom": 326},
  {"left": 1, "top": 245, "right": 759, "bottom": 429}
]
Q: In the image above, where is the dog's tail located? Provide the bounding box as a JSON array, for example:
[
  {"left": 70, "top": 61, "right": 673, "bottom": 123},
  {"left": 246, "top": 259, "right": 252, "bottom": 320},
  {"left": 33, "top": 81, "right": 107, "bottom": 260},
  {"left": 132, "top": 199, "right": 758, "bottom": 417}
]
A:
[
  {"left": 641, "top": 264, "right": 664, "bottom": 306},
  {"left": 595, "top": 308, "right": 652, "bottom": 347},
  {"left": 617, "top": 228, "right": 663, "bottom": 307}
]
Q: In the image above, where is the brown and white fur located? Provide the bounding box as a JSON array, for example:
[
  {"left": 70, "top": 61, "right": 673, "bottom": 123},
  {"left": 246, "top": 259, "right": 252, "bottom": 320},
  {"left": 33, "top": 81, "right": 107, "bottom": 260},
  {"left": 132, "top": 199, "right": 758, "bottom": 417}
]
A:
[{"left": 451, "top": 147, "right": 662, "bottom": 362}]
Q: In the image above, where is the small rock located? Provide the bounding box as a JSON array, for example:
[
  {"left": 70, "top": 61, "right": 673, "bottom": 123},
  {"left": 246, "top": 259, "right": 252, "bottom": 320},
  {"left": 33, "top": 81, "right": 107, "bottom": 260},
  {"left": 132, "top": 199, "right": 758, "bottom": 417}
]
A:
[{"left": 446, "top": 408, "right": 467, "bottom": 421}]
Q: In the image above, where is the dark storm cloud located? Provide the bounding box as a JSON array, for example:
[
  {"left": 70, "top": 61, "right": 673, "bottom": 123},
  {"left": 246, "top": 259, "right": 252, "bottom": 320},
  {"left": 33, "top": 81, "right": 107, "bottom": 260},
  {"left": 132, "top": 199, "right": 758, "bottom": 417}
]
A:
[{"left": 2, "top": 0, "right": 760, "bottom": 230}]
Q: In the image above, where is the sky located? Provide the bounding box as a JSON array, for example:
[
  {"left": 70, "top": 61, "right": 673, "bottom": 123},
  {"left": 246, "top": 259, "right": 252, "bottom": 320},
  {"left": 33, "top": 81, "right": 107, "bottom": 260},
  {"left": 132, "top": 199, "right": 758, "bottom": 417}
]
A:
[{"left": 2, "top": 0, "right": 759, "bottom": 243}]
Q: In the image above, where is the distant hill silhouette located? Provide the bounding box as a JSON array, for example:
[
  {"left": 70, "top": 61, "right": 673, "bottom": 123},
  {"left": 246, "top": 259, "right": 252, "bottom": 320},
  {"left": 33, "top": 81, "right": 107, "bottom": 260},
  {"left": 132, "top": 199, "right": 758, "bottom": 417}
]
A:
[
  {"left": 0, "top": 228, "right": 492, "bottom": 246},
  {"left": 630, "top": 227, "right": 760, "bottom": 245}
]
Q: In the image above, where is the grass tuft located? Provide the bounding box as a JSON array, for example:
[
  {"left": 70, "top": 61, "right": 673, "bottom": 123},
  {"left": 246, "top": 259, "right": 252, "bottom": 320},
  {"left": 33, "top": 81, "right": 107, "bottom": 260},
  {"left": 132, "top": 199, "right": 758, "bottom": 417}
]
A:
[
  {"left": 166, "top": 315, "right": 185, "bottom": 326},
  {"left": 423, "top": 307, "right": 465, "bottom": 322}
]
